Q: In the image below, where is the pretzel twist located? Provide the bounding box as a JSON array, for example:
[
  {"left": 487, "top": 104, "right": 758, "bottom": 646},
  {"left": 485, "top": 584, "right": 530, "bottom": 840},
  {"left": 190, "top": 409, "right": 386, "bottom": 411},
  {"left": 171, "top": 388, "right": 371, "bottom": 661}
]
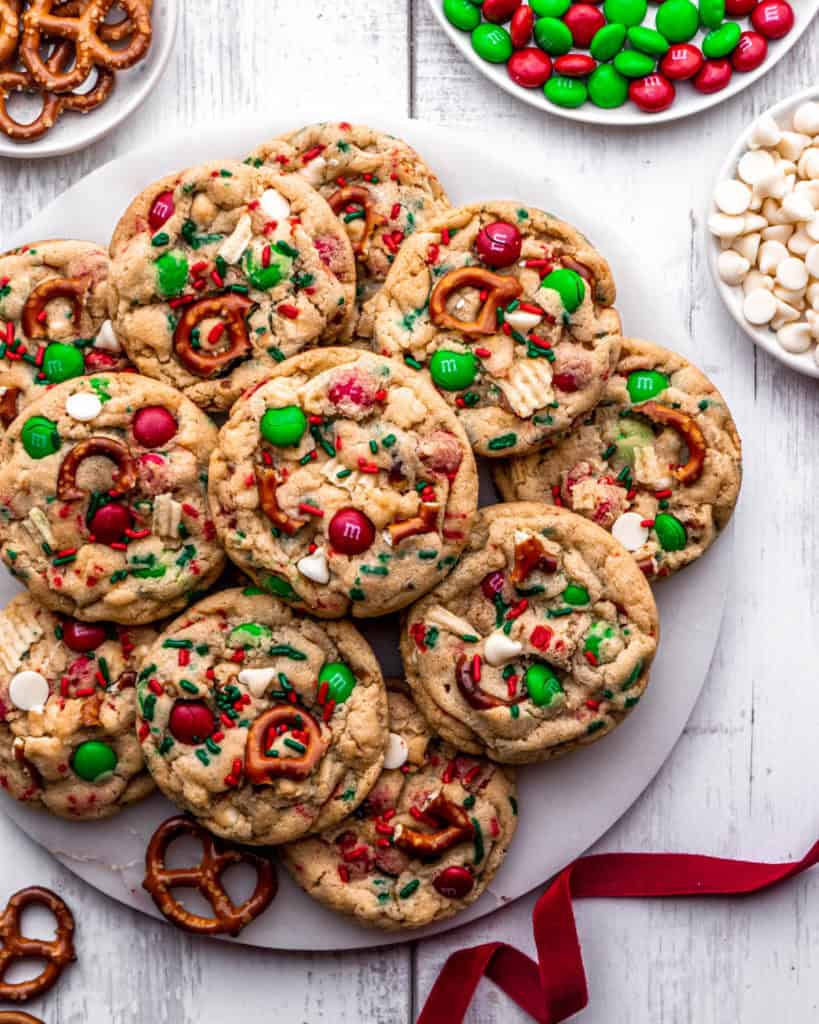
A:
[
  {"left": 21, "top": 0, "right": 152, "bottom": 93},
  {"left": 510, "top": 534, "right": 557, "bottom": 584},
  {"left": 0, "top": 0, "right": 20, "bottom": 65},
  {"left": 393, "top": 791, "right": 474, "bottom": 859},
  {"left": 637, "top": 401, "right": 706, "bottom": 485},
  {"left": 56, "top": 437, "right": 137, "bottom": 500},
  {"left": 21, "top": 274, "right": 88, "bottom": 338},
  {"left": 455, "top": 652, "right": 523, "bottom": 711},
  {"left": 0, "top": 887, "right": 76, "bottom": 1003},
  {"left": 388, "top": 500, "right": 440, "bottom": 546},
  {"left": 326, "top": 186, "right": 387, "bottom": 260},
  {"left": 255, "top": 465, "right": 304, "bottom": 535},
  {"left": 245, "top": 704, "right": 329, "bottom": 784},
  {"left": 143, "top": 816, "right": 277, "bottom": 936},
  {"left": 52, "top": 0, "right": 153, "bottom": 42},
  {"left": 173, "top": 293, "right": 254, "bottom": 377},
  {"left": 0, "top": 386, "right": 21, "bottom": 427},
  {"left": 429, "top": 267, "right": 523, "bottom": 337}
]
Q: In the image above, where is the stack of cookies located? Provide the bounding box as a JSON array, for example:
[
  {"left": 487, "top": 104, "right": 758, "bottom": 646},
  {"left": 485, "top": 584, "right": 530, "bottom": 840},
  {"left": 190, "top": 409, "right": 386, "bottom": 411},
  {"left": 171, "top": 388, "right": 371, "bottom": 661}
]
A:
[{"left": 0, "top": 121, "right": 742, "bottom": 934}]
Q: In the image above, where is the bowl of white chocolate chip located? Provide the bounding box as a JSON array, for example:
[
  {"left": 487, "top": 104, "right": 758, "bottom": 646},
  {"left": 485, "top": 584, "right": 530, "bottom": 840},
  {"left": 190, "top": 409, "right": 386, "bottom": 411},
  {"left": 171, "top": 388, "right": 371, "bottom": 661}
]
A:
[{"left": 708, "top": 86, "right": 819, "bottom": 377}]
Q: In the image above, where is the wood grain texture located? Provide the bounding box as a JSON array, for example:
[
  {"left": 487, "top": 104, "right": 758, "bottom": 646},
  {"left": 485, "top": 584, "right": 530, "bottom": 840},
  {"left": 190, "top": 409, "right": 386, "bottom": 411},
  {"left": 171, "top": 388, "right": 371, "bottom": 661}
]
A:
[{"left": 1, "top": 0, "right": 819, "bottom": 1020}]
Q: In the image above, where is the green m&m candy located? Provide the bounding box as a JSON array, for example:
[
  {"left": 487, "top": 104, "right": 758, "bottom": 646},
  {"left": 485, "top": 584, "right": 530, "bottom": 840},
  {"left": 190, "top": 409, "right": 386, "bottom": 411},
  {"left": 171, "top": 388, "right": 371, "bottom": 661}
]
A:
[
  {"left": 155, "top": 250, "right": 189, "bottom": 297},
  {"left": 589, "top": 64, "right": 629, "bottom": 108},
  {"left": 656, "top": 0, "right": 699, "bottom": 42},
  {"left": 614, "top": 49, "right": 657, "bottom": 77},
  {"left": 471, "top": 23, "right": 513, "bottom": 63},
  {"left": 563, "top": 583, "right": 590, "bottom": 606},
  {"left": 263, "top": 574, "right": 297, "bottom": 599},
  {"left": 603, "top": 0, "right": 648, "bottom": 26},
  {"left": 229, "top": 622, "right": 273, "bottom": 647},
  {"left": 654, "top": 513, "right": 687, "bottom": 551},
  {"left": 627, "top": 25, "right": 670, "bottom": 56},
  {"left": 429, "top": 350, "right": 477, "bottom": 391},
  {"left": 702, "top": 21, "right": 741, "bottom": 57},
  {"left": 245, "top": 249, "right": 290, "bottom": 291},
  {"left": 260, "top": 405, "right": 307, "bottom": 446},
  {"left": 699, "top": 0, "right": 725, "bottom": 28},
  {"left": 531, "top": 0, "right": 571, "bottom": 16},
  {"left": 444, "top": 0, "right": 481, "bottom": 30},
  {"left": 541, "top": 268, "right": 586, "bottom": 311},
  {"left": 525, "top": 663, "right": 564, "bottom": 707},
  {"left": 584, "top": 621, "right": 617, "bottom": 660},
  {"left": 590, "top": 23, "right": 627, "bottom": 60},
  {"left": 544, "top": 76, "right": 588, "bottom": 108},
  {"left": 72, "top": 740, "right": 117, "bottom": 782},
  {"left": 42, "top": 342, "right": 84, "bottom": 383},
  {"left": 626, "top": 369, "right": 669, "bottom": 403},
  {"left": 319, "top": 662, "right": 356, "bottom": 704},
  {"left": 21, "top": 415, "right": 60, "bottom": 459},
  {"left": 534, "top": 17, "right": 573, "bottom": 55},
  {"left": 615, "top": 416, "right": 655, "bottom": 465}
]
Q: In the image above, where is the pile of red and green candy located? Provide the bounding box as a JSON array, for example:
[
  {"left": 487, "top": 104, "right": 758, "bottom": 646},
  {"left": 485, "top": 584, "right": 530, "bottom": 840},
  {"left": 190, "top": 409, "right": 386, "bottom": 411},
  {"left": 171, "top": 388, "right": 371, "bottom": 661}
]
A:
[{"left": 443, "top": 0, "right": 795, "bottom": 112}]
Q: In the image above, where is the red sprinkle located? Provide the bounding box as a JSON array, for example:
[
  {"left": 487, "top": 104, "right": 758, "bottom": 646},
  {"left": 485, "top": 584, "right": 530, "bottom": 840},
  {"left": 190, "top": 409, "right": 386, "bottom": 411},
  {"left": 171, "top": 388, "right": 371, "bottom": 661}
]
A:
[{"left": 278, "top": 303, "right": 300, "bottom": 319}]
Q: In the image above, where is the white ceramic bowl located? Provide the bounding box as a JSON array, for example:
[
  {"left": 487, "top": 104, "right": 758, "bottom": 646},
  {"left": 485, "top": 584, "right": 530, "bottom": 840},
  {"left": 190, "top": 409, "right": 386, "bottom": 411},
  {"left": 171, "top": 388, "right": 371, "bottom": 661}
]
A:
[
  {"left": 0, "top": 0, "right": 178, "bottom": 159},
  {"left": 708, "top": 83, "right": 819, "bottom": 378},
  {"left": 424, "top": 0, "right": 818, "bottom": 127}
]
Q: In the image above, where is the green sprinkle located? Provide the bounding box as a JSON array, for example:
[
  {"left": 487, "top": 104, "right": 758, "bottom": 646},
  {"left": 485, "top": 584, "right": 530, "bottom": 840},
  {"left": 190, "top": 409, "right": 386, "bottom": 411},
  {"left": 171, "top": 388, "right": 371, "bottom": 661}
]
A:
[
  {"left": 399, "top": 880, "right": 420, "bottom": 899},
  {"left": 510, "top": 704, "right": 520, "bottom": 719},
  {"left": 269, "top": 644, "right": 306, "bottom": 660},
  {"left": 403, "top": 354, "right": 423, "bottom": 370},
  {"left": 471, "top": 818, "right": 484, "bottom": 864},
  {"left": 382, "top": 434, "right": 396, "bottom": 448},
  {"left": 587, "top": 721, "right": 605, "bottom": 735},
  {"left": 625, "top": 696, "right": 640, "bottom": 707},
  {"left": 180, "top": 680, "right": 199, "bottom": 694},
  {"left": 159, "top": 736, "right": 174, "bottom": 754},
  {"left": 151, "top": 232, "right": 169, "bottom": 247},
  {"left": 275, "top": 240, "right": 299, "bottom": 259},
  {"left": 602, "top": 444, "right": 616, "bottom": 459},
  {"left": 163, "top": 638, "right": 193, "bottom": 649},
  {"left": 361, "top": 565, "right": 388, "bottom": 576},
  {"left": 195, "top": 749, "right": 210, "bottom": 766},
  {"left": 369, "top": 439, "right": 378, "bottom": 454},
  {"left": 463, "top": 795, "right": 476, "bottom": 809},
  {"left": 547, "top": 607, "right": 573, "bottom": 618},
  {"left": 205, "top": 738, "right": 221, "bottom": 754},
  {"left": 488, "top": 433, "right": 517, "bottom": 451},
  {"left": 284, "top": 738, "right": 306, "bottom": 754},
  {"left": 417, "top": 549, "right": 438, "bottom": 560},
  {"left": 336, "top": 468, "right": 353, "bottom": 479}
]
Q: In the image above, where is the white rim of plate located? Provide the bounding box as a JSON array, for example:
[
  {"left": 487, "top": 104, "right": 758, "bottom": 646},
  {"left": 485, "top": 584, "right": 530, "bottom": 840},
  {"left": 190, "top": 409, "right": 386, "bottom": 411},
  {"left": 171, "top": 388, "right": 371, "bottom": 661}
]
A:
[
  {"left": 423, "top": 0, "right": 818, "bottom": 128},
  {"left": 0, "top": 0, "right": 179, "bottom": 160},
  {"left": 707, "top": 82, "right": 819, "bottom": 378}
]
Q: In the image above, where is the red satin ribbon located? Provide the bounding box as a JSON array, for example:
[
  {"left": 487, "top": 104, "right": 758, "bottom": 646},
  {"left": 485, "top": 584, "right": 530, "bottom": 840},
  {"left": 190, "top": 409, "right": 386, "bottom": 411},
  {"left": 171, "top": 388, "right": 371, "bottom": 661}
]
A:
[{"left": 418, "top": 839, "right": 819, "bottom": 1024}]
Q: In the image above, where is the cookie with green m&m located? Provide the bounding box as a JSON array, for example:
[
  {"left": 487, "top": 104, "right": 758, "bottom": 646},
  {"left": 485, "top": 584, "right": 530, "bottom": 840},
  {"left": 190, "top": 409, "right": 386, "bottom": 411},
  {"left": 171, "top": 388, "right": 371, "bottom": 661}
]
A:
[
  {"left": 136, "top": 588, "right": 388, "bottom": 845},
  {"left": 401, "top": 502, "right": 658, "bottom": 764},
  {"left": 108, "top": 160, "right": 357, "bottom": 411},
  {"left": 368, "top": 201, "right": 622, "bottom": 458},
  {"left": 0, "top": 239, "right": 131, "bottom": 433},
  {"left": 0, "top": 591, "right": 157, "bottom": 820},
  {"left": 282, "top": 681, "right": 517, "bottom": 930},
  {"left": 207, "top": 347, "right": 478, "bottom": 619},
  {"left": 493, "top": 338, "right": 742, "bottom": 579}
]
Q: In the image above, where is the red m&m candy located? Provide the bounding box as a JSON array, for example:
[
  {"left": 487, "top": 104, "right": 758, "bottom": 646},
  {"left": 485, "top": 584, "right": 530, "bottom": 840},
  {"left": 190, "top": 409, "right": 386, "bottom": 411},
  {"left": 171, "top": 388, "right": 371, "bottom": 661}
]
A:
[
  {"left": 433, "top": 866, "right": 475, "bottom": 899},
  {"left": 693, "top": 58, "right": 732, "bottom": 93},
  {"left": 481, "top": 571, "right": 506, "bottom": 599},
  {"left": 563, "top": 4, "right": 606, "bottom": 47},
  {"left": 89, "top": 503, "right": 131, "bottom": 545},
  {"left": 508, "top": 47, "right": 552, "bottom": 87},
  {"left": 554, "top": 53, "right": 597, "bottom": 76},
  {"left": 510, "top": 3, "right": 534, "bottom": 46},
  {"left": 732, "top": 30, "right": 768, "bottom": 71},
  {"left": 475, "top": 221, "right": 522, "bottom": 268},
  {"left": 725, "top": 0, "right": 757, "bottom": 13},
  {"left": 148, "top": 191, "right": 175, "bottom": 231},
  {"left": 63, "top": 620, "right": 107, "bottom": 652},
  {"left": 169, "top": 700, "right": 216, "bottom": 745},
  {"left": 328, "top": 508, "right": 376, "bottom": 555},
  {"left": 751, "top": 0, "right": 793, "bottom": 38},
  {"left": 482, "top": 0, "right": 521, "bottom": 21},
  {"left": 133, "top": 407, "right": 178, "bottom": 448},
  {"left": 629, "top": 74, "right": 676, "bottom": 112},
  {"left": 660, "top": 43, "right": 704, "bottom": 79}
]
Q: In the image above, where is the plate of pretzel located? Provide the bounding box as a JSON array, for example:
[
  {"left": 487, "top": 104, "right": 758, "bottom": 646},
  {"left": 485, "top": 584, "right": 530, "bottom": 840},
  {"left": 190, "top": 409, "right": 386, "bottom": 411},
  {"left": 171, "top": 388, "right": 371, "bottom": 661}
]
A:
[{"left": 0, "top": 0, "right": 177, "bottom": 157}]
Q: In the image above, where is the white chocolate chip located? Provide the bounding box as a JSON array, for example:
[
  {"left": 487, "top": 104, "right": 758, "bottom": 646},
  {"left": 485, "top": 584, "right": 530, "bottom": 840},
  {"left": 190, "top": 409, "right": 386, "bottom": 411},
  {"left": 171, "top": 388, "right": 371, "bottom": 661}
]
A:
[
  {"left": 806, "top": 216, "right": 819, "bottom": 242},
  {"left": 93, "top": 319, "right": 121, "bottom": 352},
  {"left": 743, "top": 271, "right": 774, "bottom": 294},
  {"left": 299, "top": 155, "right": 327, "bottom": 187},
  {"left": 484, "top": 631, "right": 523, "bottom": 667},
  {"left": 738, "top": 149, "right": 776, "bottom": 186},
  {"left": 798, "top": 149, "right": 819, "bottom": 181},
  {"left": 714, "top": 179, "right": 751, "bottom": 216},
  {"left": 708, "top": 212, "right": 745, "bottom": 240},
  {"left": 259, "top": 188, "right": 291, "bottom": 222},
  {"left": 771, "top": 298, "right": 801, "bottom": 330},
  {"left": 383, "top": 732, "right": 409, "bottom": 770},
  {"left": 297, "top": 547, "right": 329, "bottom": 585},
  {"left": 743, "top": 288, "right": 778, "bottom": 325},
  {"left": 807, "top": 282, "right": 819, "bottom": 309},
  {"left": 761, "top": 197, "right": 786, "bottom": 225},
  {"left": 758, "top": 239, "right": 789, "bottom": 274},
  {"left": 787, "top": 229, "right": 814, "bottom": 257},
  {"left": 806, "top": 243, "right": 819, "bottom": 279},
  {"left": 9, "top": 670, "right": 49, "bottom": 711},
  {"left": 778, "top": 131, "right": 811, "bottom": 162},
  {"left": 237, "top": 667, "right": 277, "bottom": 698},
  {"left": 749, "top": 113, "right": 781, "bottom": 149},
  {"left": 793, "top": 101, "right": 819, "bottom": 136},
  {"left": 611, "top": 512, "right": 649, "bottom": 552},
  {"left": 734, "top": 233, "right": 760, "bottom": 264},
  {"left": 742, "top": 213, "right": 768, "bottom": 234},
  {"left": 65, "top": 392, "right": 102, "bottom": 422},
  {"left": 754, "top": 170, "right": 788, "bottom": 201},
  {"left": 806, "top": 309, "right": 819, "bottom": 337},
  {"left": 217, "top": 213, "right": 252, "bottom": 264},
  {"left": 761, "top": 224, "right": 793, "bottom": 243},
  {"left": 777, "top": 322, "right": 813, "bottom": 353},
  {"left": 503, "top": 309, "right": 542, "bottom": 332},
  {"left": 794, "top": 180, "right": 819, "bottom": 208},
  {"left": 780, "top": 192, "right": 815, "bottom": 224},
  {"left": 773, "top": 285, "right": 806, "bottom": 308},
  {"left": 776, "top": 256, "right": 809, "bottom": 291},
  {"left": 718, "top": 250, "right": 750, "bottom": 286}
]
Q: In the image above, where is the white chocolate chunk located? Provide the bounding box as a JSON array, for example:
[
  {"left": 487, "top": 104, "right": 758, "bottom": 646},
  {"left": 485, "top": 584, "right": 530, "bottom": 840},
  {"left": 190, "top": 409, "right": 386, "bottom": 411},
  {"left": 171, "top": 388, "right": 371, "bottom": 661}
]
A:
[
  {"left": 484, "top": 631, "right": 523, "bottom": 667},
  {"left": 807, "top": 309, "right": 819, "bottom": 337},
  {"left": 780, "top": 192, "right": 815, "bottom": 224},
  {"left": 758, "top": 240, "right": 789, "bottom": 274},
  {"left": 217, "top": 213, "right": 252, "bottom": 264},
  {"left": 742, "top": 213, "right": 768, "bottom": 234},
  {"left": 383, "top": 732, "right": 409, "bottom": 770},
  {"left": 152, "top": 492, "right": 181, "bottom": 539},
  {"left": 0, "top": 607, "right": 42, "bottom": 674},
  {"left": 734, "top": 233, "right": 760, "bottom": 264},
  {"left": 738, "top": 149, "right": 776, "bottom": 186},
  {"left": 320, "top": 458, "right": 377, "bottom": 495},
  {"left": 743, "top": 271, "right": 774, "bottom": 294},
  {"left": 776, "top": 256, "right": 809, "bottom": 291},
  {"left": 9, "top": 670, "right": 49, "bottom": 712},
  {"left": 753, "top": 170, "right": 788, "bottom": 201},
  {"left": 93, "top": 319, "right": 121, "bottom": 352},
  {"left": 23, "top": 507, "right": 54, "bottom": 547},
  {"left": 259, "top": 188, "right": 291, "bottom": 222},
  {"left": 743, "top": 288, "right": 777, "bottom": 325},
  {"left": 773, "top": 286, "right": 806, "bottom": 308},
  {"left": 708, "top": 212, "right": 745, "bottom": 240},
  {"left": 612, "top": 512, "right": 649, "bottom": 552},
  {"left": 795, "top": 180, "right": 819, "bottom": 208},
  {"left": 787, "top": 229, "right": 814, "bottom": 256},
  {"left": 237, "top": 667, "right": 277, "bottom": 698},
  {"left": 807, "top": 216, "right": 819, "bottom": 243},
  {"left": 761, "top": 198, "right": 786, "bottom": 225},
  {"left": 762, "top": 224, "right": 793, "bottom": 243},
  {"left": 798, "top": 149, "right": 819, "bottom": 181},
  {"left": 805, "top": 243, "right": 819, "bottom": 278},
  {"left": 808, "top": 282, "right": 819, "bottom": 309},
  {"left": 771, "top": 298, "right": 801, "bottom": 330},
  {"left": 503, "top": 309, "right": 542, "bottom": 332},
  {"left": 299, "top": 155, "right": 327, "bottom": 187},
  {"left": 793, "top": 102, "right": 819, "bottom": 136},
  {"left": 297, "top": 547, "right": 329, "bottom": 585},
  {"left": 778, "top": 131, "right": 811, "bottom": 162},
  {"left": 65, "top": 392, "right": 102, "bottom": 422},
  {"left": 777, "top": 322, "right": 813, "bottom": 353},
  {"left": 425, "top": 605, "right": 478, "bottom": 638},
  {"left": 714, "top": 179, "right": 751, "bottom": 215},
  {"left": 718, "top": 250, "right": 750, "bottom": 286},
  {"left": 496, "top": 358, "right": 554, "bottom": 419},
  {"left": 749, "top": 112, "right": 781, "bottom": 149}
]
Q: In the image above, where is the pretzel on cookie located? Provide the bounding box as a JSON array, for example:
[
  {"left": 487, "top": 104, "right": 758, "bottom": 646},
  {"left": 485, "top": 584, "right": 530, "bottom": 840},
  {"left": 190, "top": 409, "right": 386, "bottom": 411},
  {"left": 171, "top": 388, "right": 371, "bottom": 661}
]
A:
[
  {"left": 429, "top": 267, "right": 523, "bottom": 337},
  {"left": 255, "top": 466, "right": 305, "bottom": 535},
  {"left": 173, "top": 293, "right": 254, "bottom": 377},
  {"left": 327, "top": 186, "right": 387, "bottom": 260},
  {"left": 56, "top": 437, "right": 137, "bottom": 500},
  {"left": 455, "top": 652, "right": 523, "bottom": 711},
  {"left": 244, "top": 705, "right": 329, "bottom": 784},
  {"left": 393, "top": 791, "right": 474, "bottom": 859},
  {"left": 388, "top": 501, "right": 440, "bottom": 546},
  {"left": 636, "top": 401, "right": 706, "bottom": 485},
  {"left": 143, "top": 815, "right": 277, "bottom": 936},
  {"left": 0, "top": 887, "right": 76, "bottom": 1003}
]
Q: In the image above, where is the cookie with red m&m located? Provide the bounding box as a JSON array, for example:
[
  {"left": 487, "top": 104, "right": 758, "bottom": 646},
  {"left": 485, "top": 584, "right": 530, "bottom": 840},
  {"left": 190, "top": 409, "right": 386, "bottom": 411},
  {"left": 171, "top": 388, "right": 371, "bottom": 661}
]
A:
[
  {"left": 369, "top": 202, "right": 622, "bottom": 458},
  {"left": 401, "top": 503, "right": 658, "bottom": 763},
  {"left": 108, "top": 160, "right": 357, "bottom": 410},
  {"left": 0, "top": 592, "right": 156, "bottom": 819},
  {"left": 136, "top": 588, "right": 388, "bottom": 845},
  {"left": 208, "top": 348, "right": 478, "bottom": 618},
  {"left": 0, "top": 373, "right": 224, "bottom": 625},
  {"left": 250, "top": 122, "right": 449, "bottom": 318},
  {"left": 282, "top": 682, "right": 517, "bottom": 929},
  {"left": 0, "top": 240, "right": 129, "bottom": 432},
  {"left": 493, "top": 338, "right": 742, "bottom": 579}
]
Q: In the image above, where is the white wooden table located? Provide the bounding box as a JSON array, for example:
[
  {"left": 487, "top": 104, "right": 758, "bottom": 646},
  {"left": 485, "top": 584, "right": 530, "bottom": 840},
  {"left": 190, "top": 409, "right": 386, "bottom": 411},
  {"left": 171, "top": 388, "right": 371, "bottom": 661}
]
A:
[{"left": 1, "top": 3, "right": 818, "bottom": 1021}]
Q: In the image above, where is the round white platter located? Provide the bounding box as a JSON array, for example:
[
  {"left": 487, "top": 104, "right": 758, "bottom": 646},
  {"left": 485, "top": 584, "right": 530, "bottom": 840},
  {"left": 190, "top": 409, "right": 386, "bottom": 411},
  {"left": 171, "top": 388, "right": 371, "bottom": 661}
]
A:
[
  {"left": 424, "top": 0, "right": 818, "bottom": 127},
  {"left": 1, "top": 115, "right": 731, "bottom": 950},
  {"left": 0, "top": 0, "right": 178, "bottom": 160},
  {"left": 707, "top": 83, "right": 819, "bottom": 378}
]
